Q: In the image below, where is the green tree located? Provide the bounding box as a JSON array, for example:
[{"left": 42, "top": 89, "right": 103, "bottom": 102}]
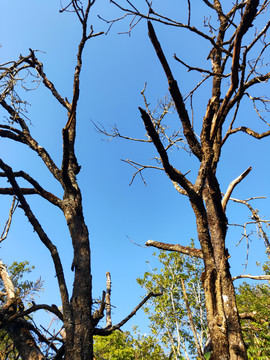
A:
[
  {"left": 0, "top": 261, "right": 43, "bottom": 360},
  {"left": 236, "top": 262, "right": 270, "bottom": 359},
  {"left": 137, "top": 249, "right": 207, "bottom": 359},
  {"left": 93, "top": 330, "right": 167, "bottom": 360}
]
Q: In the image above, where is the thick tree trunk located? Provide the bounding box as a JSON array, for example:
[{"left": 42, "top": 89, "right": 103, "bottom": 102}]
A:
[
  {"left": 190, "top": 176, "right": 247, "bottom": 360},
  {"left": 201, "top": 176, "right": 247, "bottom": 360},
  {"left": 6, "top": 321, "right": 45, "bottom": 360},
  {"left": 62, "top": 190, "right": 93, "bottom": 359}
]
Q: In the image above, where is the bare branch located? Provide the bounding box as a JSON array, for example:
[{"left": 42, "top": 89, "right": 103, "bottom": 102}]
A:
[
  {"left": 145, "top": 240, "right": 203, "bottom": 258},
  {"left": 139, "top": 107, "right": 195, "bottom": 195},
  {"left": 222, "top": 167, "right": 252, "bottom": 212},
  {"left": 0, "top": 159, "right": 71, "bottom": 327},
  {"left": 0, "top": 171, "right": 62, "bottom": 207},
  {"left": 25, "top": 50, "right": 70, "bottom": 111},
  {"left": 224, "top": 126, "right": 270, "bottom": 139},
  {"left": 232, "top": 274, "right": 270, "bottom": 281},
  {"left": 0, "top": 197, "right": 18, "bottom": 243},
  {"left": 105, "top": 272, "right": 112, "bottom": 328},
  {"left": 122, "top": 159, "right": 163, "bottom": 186},
  {"left": 147, "top": 21, "right": 202, "bottom": 160},
  {"left": 230, "top": 196, "right": 270, "bottom": 254},
  {"left": 94, "top": 290, "right": 163, "bottom": 336},
  {"left": 3, "top": 303, "right": 64, "bottom": 325}
]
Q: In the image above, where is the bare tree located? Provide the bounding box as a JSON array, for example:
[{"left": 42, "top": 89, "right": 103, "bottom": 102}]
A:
[
  {"left": 0, "top": 1, "right": 161, "bottom": 359},
  {"left": 100, "top": 1, "right": 270, "bottom": 359}
]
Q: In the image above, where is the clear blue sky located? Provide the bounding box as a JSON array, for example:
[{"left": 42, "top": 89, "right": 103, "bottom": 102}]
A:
[{"left": 1, "top": 0, "right": 270, "bottom": 335}]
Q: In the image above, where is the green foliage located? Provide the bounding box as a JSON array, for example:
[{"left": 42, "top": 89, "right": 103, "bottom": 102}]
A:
[
  {"left": 236, "top": 263, "right": 270, "bottom": 359},
  {"left": 93, "top": 330, "right": 167, "bottom": 359},
  {"left": 137, "top": 246, "right": 207, "bottom": 359},
  {"left": 0, "top": 261, "right": 43, "bottom": 306},
  {"left": 0, "top": 261, "right": 43, "bottom": 360}
]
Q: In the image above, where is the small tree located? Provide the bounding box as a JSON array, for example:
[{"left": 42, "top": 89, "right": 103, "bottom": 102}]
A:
[
  {"left": 101, "top": 1, "right": 270, "bottom": 358},
  {"left": 236, "top": 261, "right": 270, "bottom": 359},
  {"left": 0, "top": 261, "right": 43, "bottom": 359},
  {"left": 137, "top": 249, "right": 206, "bottom": 359}
]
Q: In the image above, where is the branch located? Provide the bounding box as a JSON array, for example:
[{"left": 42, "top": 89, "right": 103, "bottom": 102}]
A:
[
  {"left": 222, "top": 166, "right": 252, "bottom": 212},
  {"left": 0, "top": 171, "right": 62, "bottom": 207},
  {"left": 0, "top": 159, "right": 72, "bottom": 327},
  {"left": 0, "top": 196, "right": 18, "bottom": 243},
  {"left": 139, "top": 107, "right": 195, "bottom": 195},
  {"left": 26, "top": 50, "right": 70, "bottom": 111},
  {"left": 92, "top": 291, "right": 106, "bottom": 326},
  {"left": 105, "top": 271, "right": 112, "bottom": 328},
  {"left": 4, "top": 303, "right": 63, "bottom": 325},
  {"left": 224, "top": 126, "right": 270, "bottom": 140},
  {"left": 0, "top": 99, "right": 62, "bottom": 182},
  {"left": 109, "top": 1, "right": 227, "bottom": 50},
  {"left": 232, "top": 274, "right": 270, "bottom": 281},
  {"left": 94, "top": 290, "right": 163, "bottom": 336},
  {"left": 122, "top": 159, "right": 163, "bottom": 186},
  {"left": 147, "top": 21, "right": 202, "bottom": 160},
  {"left": 210, "top": 0, "right": 260, "bottom": 139},
  {"left": 230, "top": 196, "right": 270, "bottom": 254},
  {"left": 145, "top": 240, "right": 203, "bottom": 258}
]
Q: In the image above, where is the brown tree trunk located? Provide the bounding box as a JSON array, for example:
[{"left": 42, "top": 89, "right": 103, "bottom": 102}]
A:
[
  {"left": 5, "top": 321, "right": 45, "bottom": 360},
  {"left": 200, "top": 176, "right": 247, "bottom": 360},
  {"left": 62, "top": 190, "right": 93, "bottom": 360}
]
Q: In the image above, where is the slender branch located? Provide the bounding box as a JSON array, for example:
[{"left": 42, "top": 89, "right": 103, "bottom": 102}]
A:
[
  {"left": 105, "top": 272, "right": 112, "bottom": 328},
  {"left": 230, "top": 196, "right": 270, "bottom": 254},
  {"left": 94, "top": 290, "right": 163, "bottom": 335},
  {"left": 92, "top": 291, "right": 106, "bottom": 326},
  {"left": 145, "top": 240, "right": 203, "bottom": 258},
  {"left": 0, "top": 99, "right": 62, "bottom": 182},
  {"left": 222, "top": 167, "right": 252, "bottom": 212},
  {"left": 232, "top": 274, "right": 270, "bottom": 281},
  {"left": 224, "top": 126, "right": 270, "bottom": 139},
  {"left": 1, "top": 303, "right": 63, "bottom": 326},
  {"left": 26, "top": 50, "right": 70, "bottom": 111},
  {"left": 0, "top": 196, "right": 18, "bottom": 243},
  {"left": 0, "top": 188, "right": 39, "bottom": 195},
  {"left": 174, "top": 54, "right": 229, "bottom": 78}
]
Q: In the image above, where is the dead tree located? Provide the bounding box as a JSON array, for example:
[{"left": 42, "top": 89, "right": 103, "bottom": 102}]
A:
[
  {"left": 102, "top": 1, "right": 270, "bottom": 359},
  {"left": 0, "top": 1, "right": 161, "bottom": 359}
]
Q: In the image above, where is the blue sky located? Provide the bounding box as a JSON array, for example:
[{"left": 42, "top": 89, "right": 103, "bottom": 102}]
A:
[{"left": 1, "top": 0, "right": 270, "bottom": 336}]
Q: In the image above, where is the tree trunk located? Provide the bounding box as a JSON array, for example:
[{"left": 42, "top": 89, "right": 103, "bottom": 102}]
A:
[
  {"left": 62, "top": 190, "right": 93, "bottom": 359},
  {"left": 6, "top": 321, "right": 45, "bottom": 360},
  {"left": 201, "top": 176, "right": 247, "bottom": 360}
]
